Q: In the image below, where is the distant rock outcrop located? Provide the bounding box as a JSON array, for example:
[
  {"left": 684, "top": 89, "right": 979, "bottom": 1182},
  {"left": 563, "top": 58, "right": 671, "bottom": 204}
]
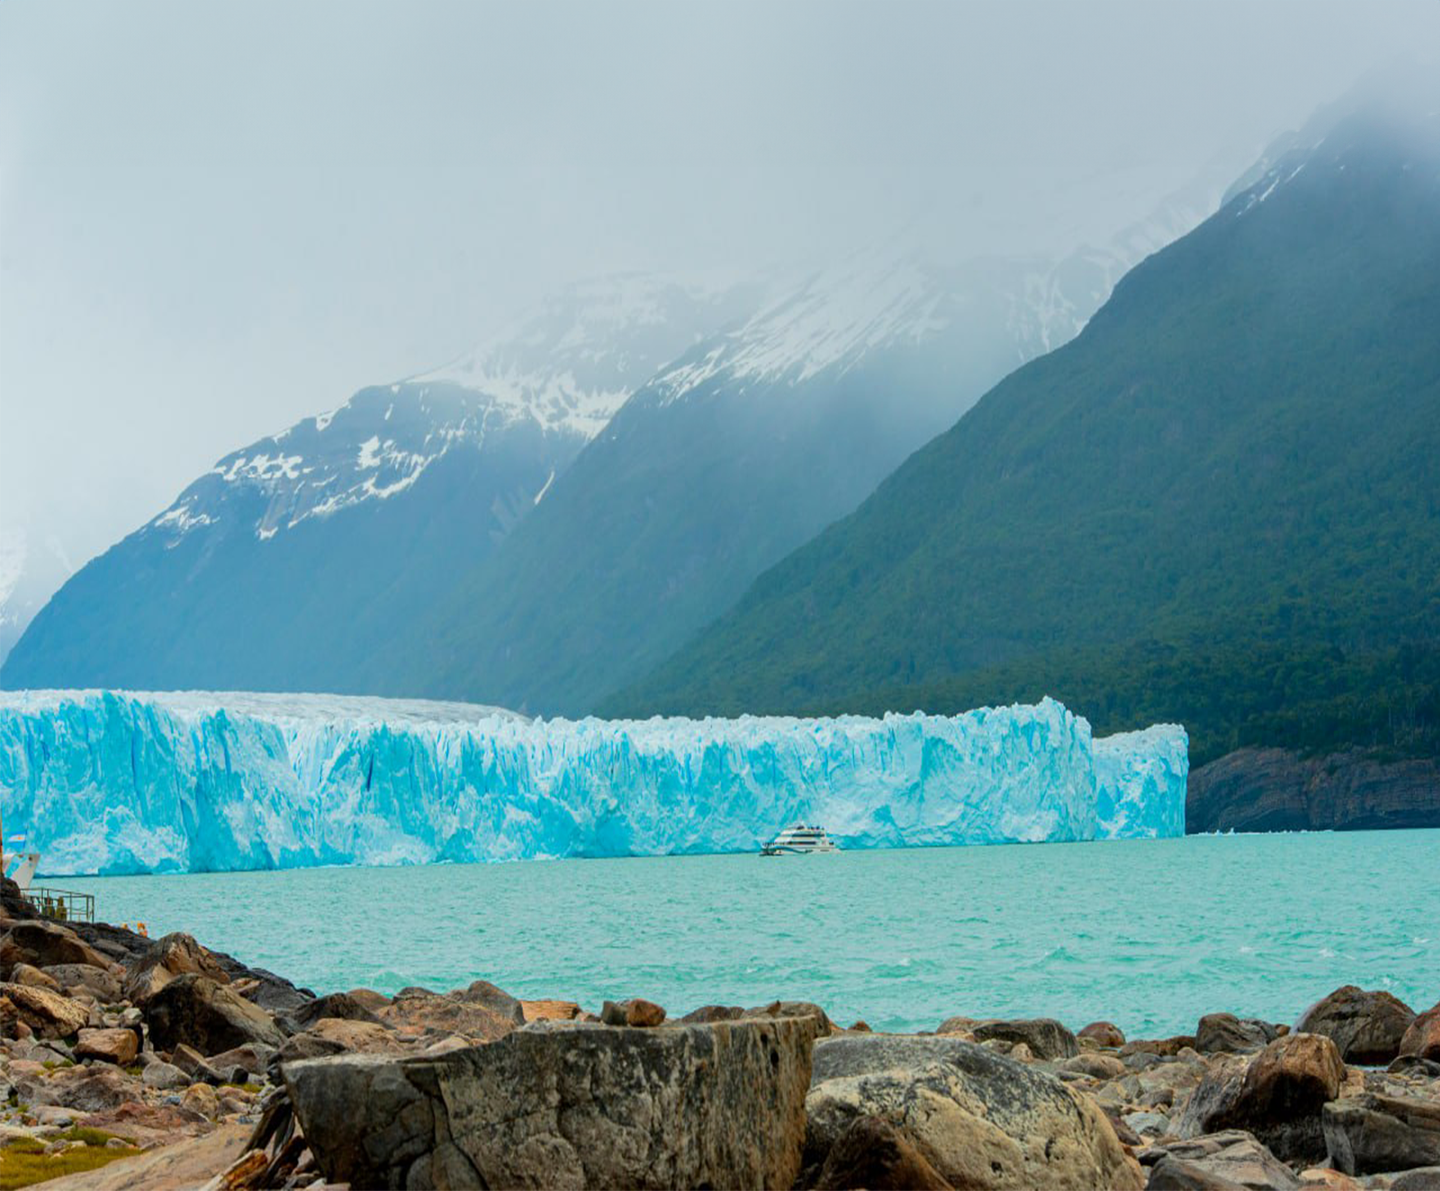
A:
[{"left": 1187, "top": 748, "right": 1440, "bottom": 834}]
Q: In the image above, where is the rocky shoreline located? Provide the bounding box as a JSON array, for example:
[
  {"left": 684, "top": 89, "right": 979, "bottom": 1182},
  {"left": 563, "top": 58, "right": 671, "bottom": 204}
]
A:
[{"left": 2, "top": 878, "right": 1438, "bottom": 1190}]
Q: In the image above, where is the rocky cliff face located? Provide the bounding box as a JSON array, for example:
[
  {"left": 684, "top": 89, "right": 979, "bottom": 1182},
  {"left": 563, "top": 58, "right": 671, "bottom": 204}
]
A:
[{"left": 1187, "top": 749, "right": 1440, "bottom": 833}]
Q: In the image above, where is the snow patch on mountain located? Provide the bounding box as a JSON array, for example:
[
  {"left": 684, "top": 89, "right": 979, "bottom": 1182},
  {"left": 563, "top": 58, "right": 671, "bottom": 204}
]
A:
[{"left": 142, "top": 273, "right": 760, "bottom": 547}]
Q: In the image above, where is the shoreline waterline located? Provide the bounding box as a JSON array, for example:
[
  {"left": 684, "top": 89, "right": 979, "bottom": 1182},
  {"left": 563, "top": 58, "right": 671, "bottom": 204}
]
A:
[{"left": 45, "top": 828, "right": 1440, "bottom": 1039}]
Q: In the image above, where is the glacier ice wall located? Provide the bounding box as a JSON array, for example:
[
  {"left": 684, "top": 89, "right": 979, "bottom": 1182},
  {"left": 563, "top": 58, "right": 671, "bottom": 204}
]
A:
[{"left": 0, "top": 690, "right": 1187, "bottom": 876}]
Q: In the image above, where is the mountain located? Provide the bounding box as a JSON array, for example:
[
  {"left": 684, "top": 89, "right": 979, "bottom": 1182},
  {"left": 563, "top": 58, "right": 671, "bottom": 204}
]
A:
[
  {"left": 1, "top": 274, "right": 758, "bottom": 692},
  {"left": 610, "top": 96, "right": 1440, "bottom": 777},
  {"left": 367, "top": 206, "right": 1220, "bottom": 715},
  {"left": 0, "top": 527, "right": 73, "bottom": 666}
]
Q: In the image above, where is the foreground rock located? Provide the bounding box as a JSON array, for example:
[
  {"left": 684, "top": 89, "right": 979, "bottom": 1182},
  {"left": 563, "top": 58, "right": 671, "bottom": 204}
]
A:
[
  {"left": 1401, "top": 1005, "right": 1440, "bottom": 1063},
  {"left": 1178, "top": 1033, "right": 1344, "bottom": 1164},
  {"left": 804, "top": 1034, "right": 1142, "bottom": 1189},
  {"left": 1142, "top": 1131, "right": 1301, "bottom": 1191},
  {"left": 0, "top": 981, "right": 91, "bottom": 1037},
  {"left": 285, "top": 1017, "right": 817, "bottom": 1188},
  {"left": 812, "top": 1115, "right": 951, "bottom": 1190},
  {"left": 144, "top": 973, "right": 286, "bottom": 1053},
  {"left": 1296, "top": 987, "right": 1416, "bottom": 1066},
  {"left": 1322, "top": 1093, "right": 1440, "bottom": 1175},
  {"left": 1, "top": 918, "right": 112, "bottom": 973}
]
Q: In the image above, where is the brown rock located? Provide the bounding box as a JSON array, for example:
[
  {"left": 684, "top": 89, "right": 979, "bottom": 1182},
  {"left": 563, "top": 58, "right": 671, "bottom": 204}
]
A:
[
  {"left": 124, "top": 932, "right": 231, "bottom": 1005},
  {"left": 454, "top": 979, "right": 525, "bottom": 1025},
  {"left": 8, "top": 962, "right": 60, "bottom": 991},
  {"left": 345, "top": 986, "right": 392, "bottom": 1011},
  {"left": 1196, "top": 1013, "right": 1279, "bottom": 1054},
  {"left": 1123, "top": 1036, "right": 1199, "bottom": 1057},
  {"left": 1400, "top": 1003, "right": 1440, "bottom": 1062},
  {"left": 805, "top": 1034, "right": 1142, "bottom": 1190},
  {"left": 42, "top": 962, "right": 123, "bottom": 1002},
  {"left": 746, "top": 999, "right": 836, "bottom": 1034},
  {"left": 679, "top": 1004, "right": 745, "bottom": 1024},
  {"left": 1146, "top": 1154, "right": 1249, "bottom": 1190},
  {"left": 602, "top": 997, "right": 666, "bottom": 1027},
  {"left": 1178, "top": 1033, "right": 1343, "bottom": 1164},
  {"left": 376, "top": 985, "right": 517, "bottom": 1042},
  {"left": 972, "top": 1017, "right": 1080, "bottom": 1060},
  {"left": 1081, "top": 1021, "right": 1127, "bottom": 1047},
  {"left": 144, "top": 974, "right": 285, "bottom": 1054},
  {"left": 1298, "top": 1170, "right": 1361, "bottom": 1190},
  {"left": 0, "top": 980, "right": 89, "bottom": 1038},
  {"left": 285, "top": 1017, "right": 817, "bottom": 1189},
  {"left": 1143, "top": 1131, "right": 1300, "bottom": 1191},
  {"left": 1, "top": 919, "right": 110, "bottom": 974},
  {"left": 521, "top": 998, "right": 585, "bottom": 1022},
  {"left": 282, "top": 989, "right": 384, "bottom": 1032},
  {"left": 276, "top": 1016, "right": 405, "bottom": 1065},
  {"left": 1295, "top": 986, "right": 1417, "bottom": 1065},
  {"left": 1322, "top": 1092, "right": 1440, "bottom": 1175},
  {"left": 75, "top": 1027, "right": 140, "bottom": 1065},
  {"left": 814, "top": 1115, "right": 953, "bottom": 1189},
  {"left": 27, "top": 1064, "right": 136, "bottom": 1113}
]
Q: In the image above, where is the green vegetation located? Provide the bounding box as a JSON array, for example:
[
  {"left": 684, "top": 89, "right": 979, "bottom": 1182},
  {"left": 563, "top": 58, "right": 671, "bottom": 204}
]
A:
[
  {"left": 0, "top": 1130, "right": 138, "bottom": 1190},
  {"left": 612, "top": 114, "right": 1440, "bottom": 767}
]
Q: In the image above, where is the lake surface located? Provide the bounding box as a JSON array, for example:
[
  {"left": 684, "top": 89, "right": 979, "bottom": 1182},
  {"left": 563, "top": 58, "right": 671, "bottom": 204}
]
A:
[{"left": 55, "top": 830, "right": 1439, "bottom": 1037}]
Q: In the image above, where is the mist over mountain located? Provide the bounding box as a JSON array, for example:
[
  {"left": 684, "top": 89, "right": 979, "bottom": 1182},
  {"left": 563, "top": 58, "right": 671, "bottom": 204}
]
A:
[{"left": 611, "top": 91, "right": 1440, "bottom": 779}]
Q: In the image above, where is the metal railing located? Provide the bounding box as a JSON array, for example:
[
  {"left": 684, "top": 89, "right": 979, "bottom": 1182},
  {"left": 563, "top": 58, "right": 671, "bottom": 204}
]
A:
[{"left": 27, "top": 887, "right": 96, "bottom": 924}]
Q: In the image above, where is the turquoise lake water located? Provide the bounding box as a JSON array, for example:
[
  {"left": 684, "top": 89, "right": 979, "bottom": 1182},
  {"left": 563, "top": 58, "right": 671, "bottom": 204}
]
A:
[{"left": 55, "top": 830, "right": 1438, "bottom": 1038}]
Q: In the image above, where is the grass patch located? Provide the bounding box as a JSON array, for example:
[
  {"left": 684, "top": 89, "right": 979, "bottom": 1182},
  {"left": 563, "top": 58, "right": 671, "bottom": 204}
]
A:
[{"left": 0, "top": 1130, "right": 139, "bottom": 1189}]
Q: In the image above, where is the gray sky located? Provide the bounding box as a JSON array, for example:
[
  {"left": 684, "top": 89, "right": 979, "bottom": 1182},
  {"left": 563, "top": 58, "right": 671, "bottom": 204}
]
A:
[{"left": 2, "top": 0, "right": 1438, "bottom": 580}]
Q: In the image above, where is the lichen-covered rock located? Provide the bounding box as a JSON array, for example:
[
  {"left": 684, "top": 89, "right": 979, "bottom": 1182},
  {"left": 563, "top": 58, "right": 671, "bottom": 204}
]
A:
[
  {"left": 1295, "top": 987, "right": 1417, "bottom": 1065},
  {"left": 144, "top": 973, "right": 285, "bottom": 1054},
  {"left": 285, "top": 1018, "right": 816, "bottom": 1189},
  {"left": 1321, "top": 1093, "right": 1440, "bottom": 1175},
  {"left": 0, "top": 981, "right": 89, "bottom": 1038},
  {"left": 1178, "top": 1033, "right": 1343, "bottom": 1164},
  {"left": 804, "top": 1034, "right": 1141, "bottom": 1190},
  {"left": 1, "top": 920, "right": 110, "bottom": 975}
]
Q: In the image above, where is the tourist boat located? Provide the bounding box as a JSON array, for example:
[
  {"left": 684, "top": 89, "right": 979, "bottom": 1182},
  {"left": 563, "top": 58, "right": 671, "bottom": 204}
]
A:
[{"left": 760, "top": 824, "right": 839, "bottom": 855}]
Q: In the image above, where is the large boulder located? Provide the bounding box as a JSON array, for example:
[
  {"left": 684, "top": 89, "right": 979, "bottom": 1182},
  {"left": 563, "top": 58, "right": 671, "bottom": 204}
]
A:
[
  {"left": 124, "top": 932, "right": 230, "bottom": 1004},
  {"left": 804, "top": 1034, "right": 1142, "bottom": 1190},
  {"left": 1178, "top": 1033, "right": 1344, "bottom": 1164},
  {"left": 1196, "top": 1014, "right": 1279, "bottom": 1055},
  {"left": 1142, "top": 1131, "right": 1300, "bottom": 1191},
  {"left": 1, "top": 920, "right": 110, "bottom": 975},
  {"left": 454, "top": 979, "right": 526, "bottom": 1025},
  {"left": 1400, "top": 1003, "right": 1440, "bottom": 1063},
  {"left": 0, "top": 981, "right": 90, "bottom": 1038},
  {"left": 971, "top": 1017, "right": 1080, "bottom": 1060},
  {"left": 276, "top": 1018, "right": 405, "bottom": 1065},
  {"left": 285, "top": 1018, "right": 816, "bottom": 1189},
  {"left": 1295, "top": 987, "right": 1416, "bottom": 1065},
  {"left": 1322, "top": 1093, "right": 1440, "bottom": 1175},
  {"left": 144, "top": 973, "right": 285, "bottom": 1054}
]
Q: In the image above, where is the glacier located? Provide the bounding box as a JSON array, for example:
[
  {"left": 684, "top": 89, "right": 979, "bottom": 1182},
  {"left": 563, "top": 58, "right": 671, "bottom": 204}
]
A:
[{"left": 0, "top": 690, "right": 1187, "bottom": 876}]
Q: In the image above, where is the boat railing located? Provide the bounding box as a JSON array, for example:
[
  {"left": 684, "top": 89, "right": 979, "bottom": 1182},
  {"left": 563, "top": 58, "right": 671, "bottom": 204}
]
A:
[{"left": 27, "top": 887, "right": 96, "bottom": 924}]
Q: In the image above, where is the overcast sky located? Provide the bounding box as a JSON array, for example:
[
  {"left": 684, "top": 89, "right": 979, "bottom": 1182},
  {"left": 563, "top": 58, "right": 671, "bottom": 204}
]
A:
[{"left": 2, "top": 0, "right": 1438, "bottom": 585}]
